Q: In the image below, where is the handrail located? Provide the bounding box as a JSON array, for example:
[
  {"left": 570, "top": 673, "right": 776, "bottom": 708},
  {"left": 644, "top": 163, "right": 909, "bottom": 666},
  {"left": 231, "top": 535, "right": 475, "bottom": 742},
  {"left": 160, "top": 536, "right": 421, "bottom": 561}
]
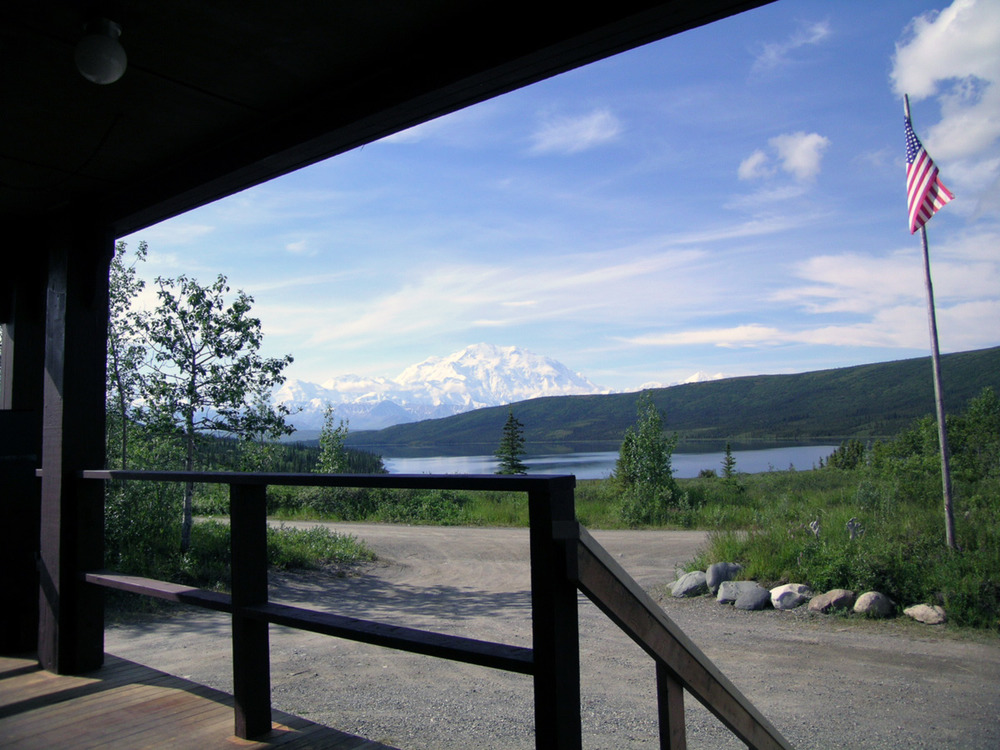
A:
[
  {"left": 76, "top": 468, "right": 792, "bottom": 749},
  {"left": 565, "top": 524, "right": 794, "bottom": 750},
  {"left": 80, "top": 469, "right": 574, "bottom": 492}
]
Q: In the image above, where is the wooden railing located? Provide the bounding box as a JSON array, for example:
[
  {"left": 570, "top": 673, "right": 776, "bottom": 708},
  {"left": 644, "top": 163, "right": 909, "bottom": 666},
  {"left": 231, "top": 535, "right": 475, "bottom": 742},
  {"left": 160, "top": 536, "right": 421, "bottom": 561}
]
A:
[{"left": 79, "top": 470, "right": 792, "bottom": 749}]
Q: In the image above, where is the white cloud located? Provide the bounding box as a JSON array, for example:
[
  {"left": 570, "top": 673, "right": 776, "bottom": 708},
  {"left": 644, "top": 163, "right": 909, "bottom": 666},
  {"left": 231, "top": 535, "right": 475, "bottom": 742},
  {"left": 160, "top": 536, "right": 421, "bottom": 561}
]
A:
[
  {"left": 891, "top": 0, "right": 1000, "bottom": 163},
  {"left": 777, "top": 240, "right": 1000, "bottom": 315},
  {"left": 752, "top": 20, "right": 831, "bottom": 73},
  {"left": 285, "top": 240, "right": 312, "bottom": 255},
  {"left": 738, "top": 133, "right": 829, "bottom": 182},
  {"left": 738, "top": 149, "right": 773, "bottom": 180},
  {"left": 891, "top": 0, "right": 1000, "bottom": 100},
  {"left": 624, "top": 324, "right": 785, "bottom": 348},
  {"left": 769, "top": 132, "right": 830, "bottom": 181},
  {"left": 618, "top": 294, "right": 1000, "bottom": 354},
  {"left": 529, "top": 109, "right": 622, "bottom": 154}
]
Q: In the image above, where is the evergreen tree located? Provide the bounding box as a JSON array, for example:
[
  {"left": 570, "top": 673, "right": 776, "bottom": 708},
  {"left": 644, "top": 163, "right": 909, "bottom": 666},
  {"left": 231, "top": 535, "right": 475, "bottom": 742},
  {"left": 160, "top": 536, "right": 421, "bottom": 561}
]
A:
[
  {"left": 495, "top": 409, "right": 528, "bottom": 475},
  {"left": 721, "top": 441, "right": 737, "bottom": 479}
]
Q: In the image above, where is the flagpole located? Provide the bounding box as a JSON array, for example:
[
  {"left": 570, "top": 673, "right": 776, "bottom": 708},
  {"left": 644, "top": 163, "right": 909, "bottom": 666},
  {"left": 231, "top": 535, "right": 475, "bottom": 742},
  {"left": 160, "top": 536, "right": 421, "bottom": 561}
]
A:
[{"left": 905, "top": 94, "right": 957, "bottom": 550}]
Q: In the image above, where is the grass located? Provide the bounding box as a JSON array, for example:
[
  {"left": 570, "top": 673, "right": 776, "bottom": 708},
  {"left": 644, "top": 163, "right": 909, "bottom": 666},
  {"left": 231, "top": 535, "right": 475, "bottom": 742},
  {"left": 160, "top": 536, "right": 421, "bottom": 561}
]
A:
[
  {"left": 183, "top": 385, "right": 1000, "bottom": 634},
  {"left": 177, "top": 520, "right": 376, "bottom": 588},
  {"left": 686, "top": 471, "right": 1000, "bottom": 631},
  {"left": 212, "top": 464, "right": 1000, "bottom": 632}
]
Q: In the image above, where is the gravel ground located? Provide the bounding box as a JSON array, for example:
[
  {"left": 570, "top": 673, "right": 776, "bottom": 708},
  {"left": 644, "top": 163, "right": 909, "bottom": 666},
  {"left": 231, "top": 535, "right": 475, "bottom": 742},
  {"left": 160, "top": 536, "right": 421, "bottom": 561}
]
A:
[{"left": 106, "top": 523, "right": 1000, "bottom": 749}]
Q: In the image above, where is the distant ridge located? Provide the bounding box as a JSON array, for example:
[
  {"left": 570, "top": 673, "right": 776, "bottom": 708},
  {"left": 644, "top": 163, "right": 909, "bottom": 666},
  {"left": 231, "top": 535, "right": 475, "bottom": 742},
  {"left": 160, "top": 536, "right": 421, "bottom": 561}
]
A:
[{"left": 344, "top": 346, "right": 1000, "bottom": 449}]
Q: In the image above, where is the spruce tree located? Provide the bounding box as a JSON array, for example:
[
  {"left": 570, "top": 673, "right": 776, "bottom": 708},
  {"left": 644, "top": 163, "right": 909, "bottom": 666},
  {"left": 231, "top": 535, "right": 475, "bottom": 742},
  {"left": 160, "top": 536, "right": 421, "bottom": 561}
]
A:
[
  {"left": 495, "top": 408, "right": 528, "bottom": 475},
  {"left": 721, "top": 441, "right": 737, "bottom": 479}
]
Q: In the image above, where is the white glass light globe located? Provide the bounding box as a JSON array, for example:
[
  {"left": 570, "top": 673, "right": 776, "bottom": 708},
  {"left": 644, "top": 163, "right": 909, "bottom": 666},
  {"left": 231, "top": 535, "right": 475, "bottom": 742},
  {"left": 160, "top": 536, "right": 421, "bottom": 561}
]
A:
[{"left": 75, "top": 21, "right": 127, "bottom": 85}]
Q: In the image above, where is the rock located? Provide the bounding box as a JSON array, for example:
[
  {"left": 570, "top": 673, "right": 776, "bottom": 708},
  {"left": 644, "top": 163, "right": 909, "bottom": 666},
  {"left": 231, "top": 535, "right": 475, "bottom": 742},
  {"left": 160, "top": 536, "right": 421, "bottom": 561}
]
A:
[
  {"left": 808, "top": 589, "right": 856, "bottom": 613},
  {"left": 706, "top": 562, "right": 743, "bottom": 594},
  {"left": 770, "top": 583, "right": 813, "bottom": 610},
  {"left": 671, "top": 571, "right": 708, "bottom": 598},
  {"left": 734, "top": 586, "right": 771, "bottom": 611},
  {"left": 717, "top": 580, "right": 761, "bottom": 604},
  {"left": 904, "top": 604, "right": 946, "bottom": 625},
  {"left": 854, "top": 591, "right": 895, "bottom": 618}
]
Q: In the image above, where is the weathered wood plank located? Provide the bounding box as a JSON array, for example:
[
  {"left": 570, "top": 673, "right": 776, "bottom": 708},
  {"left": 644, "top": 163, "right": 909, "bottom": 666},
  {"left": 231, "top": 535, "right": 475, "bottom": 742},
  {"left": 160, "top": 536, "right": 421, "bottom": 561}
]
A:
[
  {"left": 246, "top": 601, "right": 534, "bottom": 674},
  {"left": 38, "top": 226, "right": 112, "bottom": 674},
  {"left": 230, "top": 482, "right": 272, "bottom": 739},
  {"left": 0, "top": 654, "right": 400, "bottom": 749},
  {"left": 528, "top": 483, "right": 582, "bottom": 750},
  {"left": 83, "top": 571, "right": 233, "bottom": 612},
  {"left": 572, "top": 527, "right": 793, "bottom": 750},
  {"left": 81, "top": 469, "right": 576, "bottom": 495},
  {"left": 657, "top": 661, "right": 687, "bottom": 750}
]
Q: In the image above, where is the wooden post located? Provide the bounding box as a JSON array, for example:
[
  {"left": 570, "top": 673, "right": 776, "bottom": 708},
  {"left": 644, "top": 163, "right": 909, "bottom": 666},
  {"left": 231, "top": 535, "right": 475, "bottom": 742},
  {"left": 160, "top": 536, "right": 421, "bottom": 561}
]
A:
[
  {"left": 528, "top": 478, "right": 581, "bottom": 750},
  {"left": 919, "top": 225, "right": 957, "bottom": 549},
  {"left": 37, "top": 220, "right": 112, "bottom": 674},
  {"left": 230, "top": 482, "right": 272, "bottom": 738},
  {"left": 904, "top": 95, "right": 957, "bottom": 551},
  {"left": 657, "top": 662, "right": 687, "bottom": 750},
  {"left": 0, "top": 248, "right": 46, "bottom": 653}
]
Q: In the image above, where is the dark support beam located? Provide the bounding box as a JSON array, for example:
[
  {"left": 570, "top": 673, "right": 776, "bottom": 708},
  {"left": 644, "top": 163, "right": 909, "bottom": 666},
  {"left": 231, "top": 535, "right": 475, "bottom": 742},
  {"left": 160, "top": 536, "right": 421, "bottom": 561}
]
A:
[
  {"left": 230, "top": 483, "right": 272, "bottom": 738},
  {"left": 0, "top": 241, "right": 46, "bottom": 653},
  {"left": 37, "top": 219, "right": 112, "bottom": 673},
  {"left": 657, "top": 662, "right": 687, "bottom": 750},
  {"left": 528, "top": 478, "right": 581, "bottom": 750}
]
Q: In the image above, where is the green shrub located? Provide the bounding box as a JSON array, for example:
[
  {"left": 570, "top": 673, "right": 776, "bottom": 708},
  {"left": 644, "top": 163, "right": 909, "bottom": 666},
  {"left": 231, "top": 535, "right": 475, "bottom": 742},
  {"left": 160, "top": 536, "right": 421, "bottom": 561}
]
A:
[
  {"left": 177, "top": 520, "right": 375, "bottom": 588},
  {"left": 105, "top": 480, "right": 182, "bottom": 577},
  {"left": 373, "top": 489, "right": 471, "bottom": 525}
]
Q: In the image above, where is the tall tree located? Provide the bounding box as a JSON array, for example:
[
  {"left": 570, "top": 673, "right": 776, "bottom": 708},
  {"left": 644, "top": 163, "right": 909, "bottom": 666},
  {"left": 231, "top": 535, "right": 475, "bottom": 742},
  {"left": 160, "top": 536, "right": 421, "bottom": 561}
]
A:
[
  {"left": 315, "top": 405, "right": 350, "bottom": 474},
  {"left": 495, "top": 408, "right": 528, "bottom": 475},
  {"left": 106, "top": 240, "right": 148, "bottom": 470},
  {"left": 615, "top": 392, "right": 680, "bottom": 524},
  {"left": 721, "top": 441, "right": 737, "bottom": 480},
  {"left": 141, "top": 273, "right": 294, "bottom": 551}
]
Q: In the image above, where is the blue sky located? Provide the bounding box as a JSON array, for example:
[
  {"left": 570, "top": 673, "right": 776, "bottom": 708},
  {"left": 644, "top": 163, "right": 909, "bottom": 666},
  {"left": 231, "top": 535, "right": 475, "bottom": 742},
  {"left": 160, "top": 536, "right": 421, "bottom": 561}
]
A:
[{"left": 121, "top": 0, "right": 1000, "bottom": 393}]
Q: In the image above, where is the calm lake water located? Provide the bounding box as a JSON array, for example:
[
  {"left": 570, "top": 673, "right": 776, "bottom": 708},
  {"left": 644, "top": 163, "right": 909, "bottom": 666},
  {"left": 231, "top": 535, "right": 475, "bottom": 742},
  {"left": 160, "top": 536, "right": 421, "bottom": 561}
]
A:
[{"left": 381, "top": 444, "right": 838, "bottom": 480}]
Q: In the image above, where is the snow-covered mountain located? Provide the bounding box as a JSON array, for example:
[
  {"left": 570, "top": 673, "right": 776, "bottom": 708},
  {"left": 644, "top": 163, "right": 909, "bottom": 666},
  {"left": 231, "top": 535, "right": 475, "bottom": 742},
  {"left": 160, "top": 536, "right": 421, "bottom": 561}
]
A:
[
  {"left": 636, "top": 371, "right": 726, "bottom": 391},
  {"left": 275, "top": 344, "right": 607, "bottom": 432}
]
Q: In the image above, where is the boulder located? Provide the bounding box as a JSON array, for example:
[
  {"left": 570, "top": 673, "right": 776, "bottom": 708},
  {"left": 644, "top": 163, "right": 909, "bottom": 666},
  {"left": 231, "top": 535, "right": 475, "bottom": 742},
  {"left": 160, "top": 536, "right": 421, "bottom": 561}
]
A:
[
  {"left": 706, "top": 562, "right": 743, "bottom": 594},
  {"left": 717, "top": 580, "right": 761, "bottom": 604},
  {"left": 903, "top": 604, "right": 946, "bottom": 625},
  {"left": 671, "top": 571, "right": 708, "bottom": 598},
  {"left": 808, "top": 589, "right": 856, "bottom": 613},
  {"left": 734, "top": 586, "right": 771, "bottom": 611},
  {"left": 770, "top": 583, "right": 813, "bottom": 610},
  {"left": 854, "top": 591, "right": 895, "bottom": 618}
]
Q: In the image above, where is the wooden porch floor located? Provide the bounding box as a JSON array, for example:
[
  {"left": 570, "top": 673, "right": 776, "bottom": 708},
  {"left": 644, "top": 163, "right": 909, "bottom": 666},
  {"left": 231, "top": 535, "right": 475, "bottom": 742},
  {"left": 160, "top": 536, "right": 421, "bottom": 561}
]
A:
[{"left": 0, "top": 654, "right": 399, "bottom": 749}]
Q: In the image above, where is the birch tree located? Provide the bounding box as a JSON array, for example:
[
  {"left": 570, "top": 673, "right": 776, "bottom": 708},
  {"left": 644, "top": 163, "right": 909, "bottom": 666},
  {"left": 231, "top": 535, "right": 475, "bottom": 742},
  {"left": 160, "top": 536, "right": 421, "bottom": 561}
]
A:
[{"left": 141, "top": 273, "right": 294, "bottom": 551}]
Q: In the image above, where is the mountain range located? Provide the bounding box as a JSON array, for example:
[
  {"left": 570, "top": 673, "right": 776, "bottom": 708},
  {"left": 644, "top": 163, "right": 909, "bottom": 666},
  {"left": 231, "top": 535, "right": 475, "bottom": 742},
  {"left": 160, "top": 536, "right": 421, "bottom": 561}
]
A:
[
  {"left": 342, "top": 346, "right": 1000, "bottom": 450},
  {"left": 277, "top": 344, "right": 621, "bottom": 431},
  {"left": 276, "top": 343, "right": 728, "bottom": 432}
]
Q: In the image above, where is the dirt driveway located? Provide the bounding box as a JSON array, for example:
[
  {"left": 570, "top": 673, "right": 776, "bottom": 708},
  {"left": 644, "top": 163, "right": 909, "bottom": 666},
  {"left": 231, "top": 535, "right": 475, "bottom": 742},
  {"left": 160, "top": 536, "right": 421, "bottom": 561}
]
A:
[{"left": 106, "top": 523, "right": 1000, "bottom": 749}]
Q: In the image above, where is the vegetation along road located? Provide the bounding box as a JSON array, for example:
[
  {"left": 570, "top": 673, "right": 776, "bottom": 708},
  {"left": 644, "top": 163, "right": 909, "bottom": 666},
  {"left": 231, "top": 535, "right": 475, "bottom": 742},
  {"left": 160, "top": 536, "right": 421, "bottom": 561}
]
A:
[{"left": 106, "top": 523, "right": 1000, "bottom": 750}]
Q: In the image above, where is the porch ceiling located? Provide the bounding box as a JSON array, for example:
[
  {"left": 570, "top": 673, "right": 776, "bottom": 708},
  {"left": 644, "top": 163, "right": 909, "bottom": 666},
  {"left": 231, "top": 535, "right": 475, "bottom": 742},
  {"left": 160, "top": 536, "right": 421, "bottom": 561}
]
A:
[{"left": 1, "top": 1, "right": 771, "bottom": 239}]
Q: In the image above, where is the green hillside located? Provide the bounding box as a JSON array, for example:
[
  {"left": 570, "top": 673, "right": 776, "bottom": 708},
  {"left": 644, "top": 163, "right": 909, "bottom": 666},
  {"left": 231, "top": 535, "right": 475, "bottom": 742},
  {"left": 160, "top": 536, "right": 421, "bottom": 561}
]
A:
[{"left": 344, "top": 346, "right": 1000, "bottom": 450}]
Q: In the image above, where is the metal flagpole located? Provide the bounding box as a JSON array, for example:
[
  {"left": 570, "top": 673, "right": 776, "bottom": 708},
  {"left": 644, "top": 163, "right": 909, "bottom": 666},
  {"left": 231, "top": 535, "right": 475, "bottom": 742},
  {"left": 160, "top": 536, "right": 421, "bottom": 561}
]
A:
[{"left": 905, "top": 95, "right": 957, "bottom": 550}]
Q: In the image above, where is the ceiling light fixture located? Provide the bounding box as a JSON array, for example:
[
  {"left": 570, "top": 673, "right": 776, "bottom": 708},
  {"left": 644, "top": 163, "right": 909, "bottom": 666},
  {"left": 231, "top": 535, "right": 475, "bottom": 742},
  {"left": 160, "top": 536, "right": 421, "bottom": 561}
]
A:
[{"left": 75, "top": 18, "right": 127, "bottom": 85}]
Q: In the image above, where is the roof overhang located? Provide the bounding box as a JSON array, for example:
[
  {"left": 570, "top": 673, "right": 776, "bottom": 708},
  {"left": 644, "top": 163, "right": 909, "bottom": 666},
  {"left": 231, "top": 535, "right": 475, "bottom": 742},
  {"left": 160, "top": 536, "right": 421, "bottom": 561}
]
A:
[{"left": 2, "top": 1, "right": 773, "bottom": 238}]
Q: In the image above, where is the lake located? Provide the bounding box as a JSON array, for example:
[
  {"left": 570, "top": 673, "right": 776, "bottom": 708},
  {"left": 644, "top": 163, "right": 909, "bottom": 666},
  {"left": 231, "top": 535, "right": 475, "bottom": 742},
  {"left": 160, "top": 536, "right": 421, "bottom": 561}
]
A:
[{"left": 381, "top": 444, "right": 838, "bottom": 480}]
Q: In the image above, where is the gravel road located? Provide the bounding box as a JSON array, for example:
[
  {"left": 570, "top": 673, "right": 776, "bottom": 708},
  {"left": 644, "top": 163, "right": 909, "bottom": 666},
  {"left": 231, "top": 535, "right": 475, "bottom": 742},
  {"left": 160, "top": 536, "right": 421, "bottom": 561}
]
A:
[{"left": 106, "top": 523, "right": 1000, "bottom": 749}]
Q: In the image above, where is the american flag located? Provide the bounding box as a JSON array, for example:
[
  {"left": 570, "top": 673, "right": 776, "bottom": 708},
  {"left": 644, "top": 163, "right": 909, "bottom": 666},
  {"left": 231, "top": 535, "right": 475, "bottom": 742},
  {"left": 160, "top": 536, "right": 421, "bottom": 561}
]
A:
[{"left": 905, "top": 116, "right": 953, "bottom": 234}]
